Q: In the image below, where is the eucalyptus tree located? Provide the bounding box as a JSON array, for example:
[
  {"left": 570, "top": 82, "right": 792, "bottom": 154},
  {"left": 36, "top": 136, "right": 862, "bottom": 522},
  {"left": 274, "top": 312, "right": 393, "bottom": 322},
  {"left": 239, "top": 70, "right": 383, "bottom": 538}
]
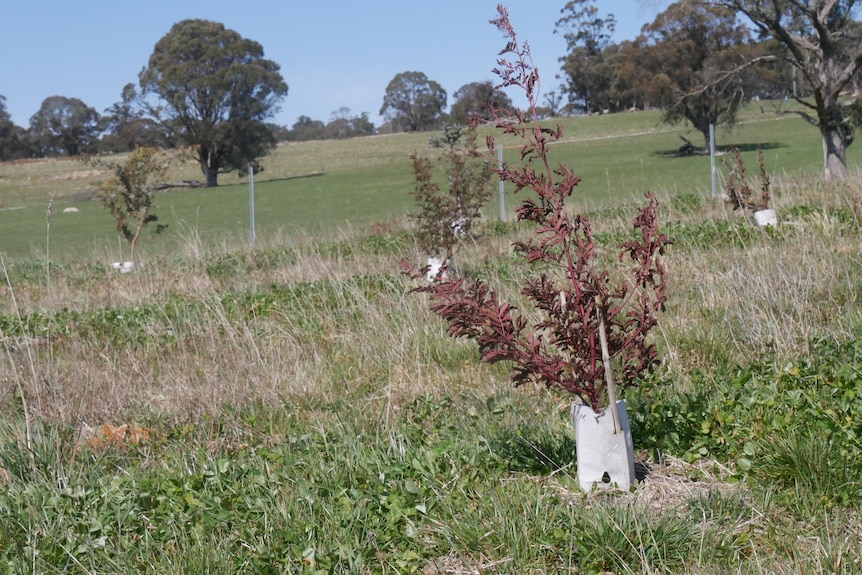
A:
[
  {"left": 0, "top": 95, "right": 27, "bottom": 161},
  {"left": 101, "top": 83, "right": 168, "bottom": 152},
  {"left": 380, "top": 71, "right": 447, "bottom": 132},
  {"left": 701, "top": 0, "right": 862, "bottom": 180},
  {"left": 638, "top": 1, "right": 756, "bottom": 150},
  {"left": 322, "top": 107, "right": 376, "bottom": 139},
  {"left": 449, "top": 81, "right": 513, "bottom": 124},
  {"left": 140, "top": 19, "right": 288, "bottom": 186},
  {"left": 555, "top": 0, "right": 620, "bottom": 114},
  {"left": 28, "top": 96, "right": 101, "bottom": 157},
  {"left": 288, "top": 115, "right": 325, "bottom": 141}
]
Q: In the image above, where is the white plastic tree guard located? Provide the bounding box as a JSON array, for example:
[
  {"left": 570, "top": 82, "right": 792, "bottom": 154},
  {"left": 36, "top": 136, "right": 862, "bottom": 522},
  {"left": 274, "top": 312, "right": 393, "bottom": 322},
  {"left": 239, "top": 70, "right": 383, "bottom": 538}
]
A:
[
  {"left": 425, "top": 257, "right": 449, "bottom": 282},
  {"left": 754, "top": 208, "right": 778, "bottom": 227},
  {"left": 111, "top": 261, "right": 135, "bottom": 273},
  {"left": 572, "top": 399, "right": 636, "bottom": 491}
]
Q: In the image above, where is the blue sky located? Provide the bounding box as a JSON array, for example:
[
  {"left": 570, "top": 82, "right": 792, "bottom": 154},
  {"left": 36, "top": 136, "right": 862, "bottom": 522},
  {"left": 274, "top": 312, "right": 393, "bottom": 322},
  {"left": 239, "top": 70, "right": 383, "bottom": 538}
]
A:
[{"left": 1, "top": 1, "right": 663, "bottom": 129}]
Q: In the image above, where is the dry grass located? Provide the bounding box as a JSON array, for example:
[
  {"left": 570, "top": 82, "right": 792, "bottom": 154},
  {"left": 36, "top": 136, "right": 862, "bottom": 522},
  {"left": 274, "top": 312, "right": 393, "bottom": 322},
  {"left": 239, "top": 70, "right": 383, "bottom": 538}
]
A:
[
  {"left": 1, "top": 227, "right": 462, "bottom": 424},
  {"left": 652, "top": 174, "right": 862, "bottom": 379},
  {"left": 2, "top": 164, "right": 862, "bottom": 575},
  {"left": 2, "top": 169, "right": 861, "bottom": 429}
]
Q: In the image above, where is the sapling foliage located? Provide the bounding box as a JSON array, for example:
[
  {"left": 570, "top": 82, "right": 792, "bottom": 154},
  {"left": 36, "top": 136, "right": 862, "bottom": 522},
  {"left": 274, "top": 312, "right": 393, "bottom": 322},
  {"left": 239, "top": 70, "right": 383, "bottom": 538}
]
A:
[
  {"left": 409, "top": 5, "right": 670, "bottom": 412},
  {"left": 409, "top": 122, "right": 493, "bottom": 259},
  {"left": 93, "top": 146, "right": 186, "bottom": 262},
  {"left": 724, "top": 147, "right": 771, "bottom": 213}
]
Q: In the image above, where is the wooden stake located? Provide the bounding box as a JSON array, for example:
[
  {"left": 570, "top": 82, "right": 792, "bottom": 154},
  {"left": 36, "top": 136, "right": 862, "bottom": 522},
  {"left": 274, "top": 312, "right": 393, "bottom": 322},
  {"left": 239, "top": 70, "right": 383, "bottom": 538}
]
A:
[{"left": 595, "top": 296, "right": 622, "bottom": 434}]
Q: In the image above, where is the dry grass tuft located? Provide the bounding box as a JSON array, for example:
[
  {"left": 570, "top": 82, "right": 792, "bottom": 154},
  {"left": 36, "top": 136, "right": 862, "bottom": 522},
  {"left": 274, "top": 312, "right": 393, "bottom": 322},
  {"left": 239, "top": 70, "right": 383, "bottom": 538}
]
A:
[
  {"left": 423, "top": 553, "right": 513, "bottom": 575},
  {"left": 626, "top": 456, "right": 737, "bottom": 512}
]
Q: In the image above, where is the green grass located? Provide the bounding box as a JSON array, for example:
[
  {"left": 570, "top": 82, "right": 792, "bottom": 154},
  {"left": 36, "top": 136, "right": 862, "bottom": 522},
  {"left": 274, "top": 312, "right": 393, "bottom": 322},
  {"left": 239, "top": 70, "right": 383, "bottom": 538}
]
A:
[
  {"left": 3, "top": 102, "right": 862, "bottom": 573},
  {"left": 0, "top": 103, "right": 851, "bottom": 261},
  {"left": 2, "top": 360, "right": 860, "bottom": 573}
]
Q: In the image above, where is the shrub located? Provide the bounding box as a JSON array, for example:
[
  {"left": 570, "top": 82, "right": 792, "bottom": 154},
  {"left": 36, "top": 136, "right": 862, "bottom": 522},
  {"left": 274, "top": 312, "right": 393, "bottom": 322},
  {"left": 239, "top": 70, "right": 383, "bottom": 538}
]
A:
[
  {"left": 407, "top": 6, "right": 670, "bottom": 412},
  {"left": 724, "top": 147, "right": 771, "bottom": 212},
  {"left": 409, "top": 122, "right": 494, "bottom": 259}
]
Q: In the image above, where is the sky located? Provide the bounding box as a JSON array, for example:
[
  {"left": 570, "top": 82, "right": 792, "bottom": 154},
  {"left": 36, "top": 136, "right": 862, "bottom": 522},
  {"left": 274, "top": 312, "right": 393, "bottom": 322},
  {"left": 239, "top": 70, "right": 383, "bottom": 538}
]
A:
[{"left": 0, "top": 1, "right": 664, "bottom": 130}]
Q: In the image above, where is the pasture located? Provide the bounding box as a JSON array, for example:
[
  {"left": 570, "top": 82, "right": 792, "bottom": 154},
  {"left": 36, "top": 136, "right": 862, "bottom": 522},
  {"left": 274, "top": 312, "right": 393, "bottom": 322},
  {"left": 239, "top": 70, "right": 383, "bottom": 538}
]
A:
[
  {"left": 1, "top": 105, "right": 862, "bottom": 573},
  {"left": 0, "top": 102, "right": 843, "bottom": 261}
]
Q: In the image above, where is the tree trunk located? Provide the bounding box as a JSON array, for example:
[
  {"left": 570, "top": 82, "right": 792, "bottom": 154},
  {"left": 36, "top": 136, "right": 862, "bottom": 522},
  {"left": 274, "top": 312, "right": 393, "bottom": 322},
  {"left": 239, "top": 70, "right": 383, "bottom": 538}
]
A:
[
  {"left": 823, "top": 126, "right": 848, "bottom": 181},
  {"left": 675, "top": 135, "right": 708, "bottom": 157},
  {"left": 198, "top": 147, "right": 220, "bottom": 187},
  {"left": 700, "top": 126, "right": 712, "bottom": 152},
  {"left": 130, "top": 222, "right": 143, "bottom": 263},
  {"left": 205, "top": 165, "right": 219, "bottom": 187}
]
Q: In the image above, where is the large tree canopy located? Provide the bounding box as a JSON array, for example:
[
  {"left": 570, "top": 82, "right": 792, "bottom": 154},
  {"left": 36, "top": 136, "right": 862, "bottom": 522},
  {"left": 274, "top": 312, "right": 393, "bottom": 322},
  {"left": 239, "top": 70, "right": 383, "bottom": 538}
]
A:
[
  {"left": 702, "top": 0, "right": 862, "bottom": 180},
  {"left": 101, "top": 83, "right": 168, "bottom": 153},
  {"left": 380, "top": 71, "right": 447, "bottom": 132},
  {"left": 28, "top": 95, "right": 101, "bottom": 157},
  {"left": 140, "top": 19, "right": 288, "bottom": 187},
  {"left": 555, "top": 0, "right": 621, "bottom": 114},
  {"left": 0, "top": 95, "right": 27, "bottom": 161},
  {"left": 638, "top": 1, "right": 756, "bottom": 150},
  {"left": 449, "top": 81, "right": 513, "bottom": 124}
]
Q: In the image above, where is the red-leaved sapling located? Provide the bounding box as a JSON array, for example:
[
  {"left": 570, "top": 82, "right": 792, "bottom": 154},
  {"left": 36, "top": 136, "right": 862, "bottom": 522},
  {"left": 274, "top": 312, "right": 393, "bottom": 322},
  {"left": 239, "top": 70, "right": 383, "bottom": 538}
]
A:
[
  {"left": 724, "top": 147, "right": 772, "bottom": 213},
  {"left": 407, "top": 5, "right": 670, "bottom": 414},
  {"left": 409, "top": 122, "right": 494, "bottom": 263}
]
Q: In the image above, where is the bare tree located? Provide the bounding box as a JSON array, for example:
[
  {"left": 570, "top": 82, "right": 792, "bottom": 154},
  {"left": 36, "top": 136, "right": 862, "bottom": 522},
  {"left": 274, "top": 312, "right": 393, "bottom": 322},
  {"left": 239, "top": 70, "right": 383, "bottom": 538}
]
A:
[{"left": 703, "top": 0, "right": 862, "bottom": 180}]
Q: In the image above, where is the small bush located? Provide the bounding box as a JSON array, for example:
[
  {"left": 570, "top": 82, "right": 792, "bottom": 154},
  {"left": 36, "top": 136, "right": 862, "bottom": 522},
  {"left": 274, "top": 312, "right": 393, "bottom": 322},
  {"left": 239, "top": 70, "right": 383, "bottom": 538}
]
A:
[
  {"left": 724, "top": 147, "right": 771, "bottom": 212},
  {"left": 409, "top": 122, "right": 493, "bottom": 258}
]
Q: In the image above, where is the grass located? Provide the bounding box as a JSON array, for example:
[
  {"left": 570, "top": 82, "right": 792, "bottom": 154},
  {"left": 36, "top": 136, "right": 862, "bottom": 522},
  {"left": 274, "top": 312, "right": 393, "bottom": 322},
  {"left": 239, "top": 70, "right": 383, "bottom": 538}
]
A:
[
  {"left": 0, "top": 102, "right": 851, "bottom": 261},
  {"left": 2, "top": 105, "right": 862, "bottom": 573}
]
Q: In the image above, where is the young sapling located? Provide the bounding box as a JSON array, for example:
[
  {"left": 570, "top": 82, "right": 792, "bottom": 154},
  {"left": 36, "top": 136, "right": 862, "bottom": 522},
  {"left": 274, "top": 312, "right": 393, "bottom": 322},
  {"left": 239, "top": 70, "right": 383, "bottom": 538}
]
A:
[
  {"left": 408, "top": 5, "right": 670, "bottom": 414},
  {"left": 409, "top": 121, "right": 494, "bottom": 272},
  {"left": 724, "top": 147, "right": 772, "bottom": 213},
  {"left": 91, "top": 146, "right": 188, "bottom": 263}
]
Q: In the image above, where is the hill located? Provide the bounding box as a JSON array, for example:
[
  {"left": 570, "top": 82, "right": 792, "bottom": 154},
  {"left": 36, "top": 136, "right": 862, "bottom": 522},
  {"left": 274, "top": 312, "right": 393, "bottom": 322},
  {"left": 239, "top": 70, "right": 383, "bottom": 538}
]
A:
[
  {"left": 0, "top": 102, "right": 851, "bottom": 261},
  {"left": 1, "top": 99, "right": 862, "bottom": 572}
]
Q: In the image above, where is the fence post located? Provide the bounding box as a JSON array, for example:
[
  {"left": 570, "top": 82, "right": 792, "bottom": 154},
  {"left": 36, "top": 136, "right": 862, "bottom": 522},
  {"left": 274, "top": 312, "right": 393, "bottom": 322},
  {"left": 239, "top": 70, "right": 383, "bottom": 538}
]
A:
[
  {"left": 498, "top": 145, "right": 506, "bottom": 221},
  {"left": 710, "top": 124, "right": 717, "bottom": 199},
  {"left": 249, "top": 166, "right": 256, "bottom": 249}
]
